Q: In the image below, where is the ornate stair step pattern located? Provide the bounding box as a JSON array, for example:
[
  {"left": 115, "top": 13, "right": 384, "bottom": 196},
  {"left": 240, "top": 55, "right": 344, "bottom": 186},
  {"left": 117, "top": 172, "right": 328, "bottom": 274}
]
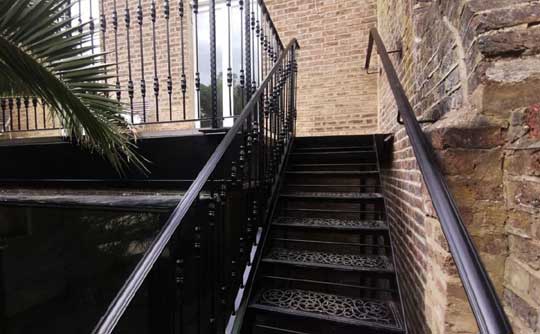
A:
[
  {"left": 262, "top": 248, "right": 394, "bottom": 272},
  {"left": 250, "top": 288, "right": 404, "bottom": 332},
  {"left": 245, "top": 135, "right": 404, "bottom": 334},
  {"left": 280, "top": 191, "right": 383, "bottom": 200},
  {"left": 272, "top": 217, "right": 388, "bottom": 231}
]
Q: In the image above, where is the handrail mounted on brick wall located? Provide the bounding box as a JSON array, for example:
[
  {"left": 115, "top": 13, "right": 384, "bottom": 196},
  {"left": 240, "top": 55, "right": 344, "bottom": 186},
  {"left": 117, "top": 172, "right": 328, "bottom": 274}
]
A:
[{"left": 365, "top": 28, "right": 512, "bottom": 334}]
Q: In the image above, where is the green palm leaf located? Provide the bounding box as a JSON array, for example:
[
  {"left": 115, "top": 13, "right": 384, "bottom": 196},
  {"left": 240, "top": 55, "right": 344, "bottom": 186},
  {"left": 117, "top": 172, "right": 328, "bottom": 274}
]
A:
[{"left": 0, "top": 0, "right": 148, "bottom": 174}]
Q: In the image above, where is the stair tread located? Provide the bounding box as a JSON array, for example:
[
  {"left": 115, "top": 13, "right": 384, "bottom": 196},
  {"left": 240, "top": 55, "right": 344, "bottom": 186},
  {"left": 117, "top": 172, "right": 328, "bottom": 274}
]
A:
[
  {"left": 272, "top": 217, "right": 388, "bottom": 230},
  {"left": 263, "top": 248, "right": 393, "bottom": 272},
  {"left": 280, "top": 191, "right": 383, "bottom": 199},
  {"left": 250, "top": 288, "right": 404, "bottom": 331}
]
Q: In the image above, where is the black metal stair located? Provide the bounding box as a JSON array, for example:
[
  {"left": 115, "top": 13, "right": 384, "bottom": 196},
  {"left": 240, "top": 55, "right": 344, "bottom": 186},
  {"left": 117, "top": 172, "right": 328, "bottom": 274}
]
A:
[{"left": 244, "top": 135, "right": 406, "bottom": 334}]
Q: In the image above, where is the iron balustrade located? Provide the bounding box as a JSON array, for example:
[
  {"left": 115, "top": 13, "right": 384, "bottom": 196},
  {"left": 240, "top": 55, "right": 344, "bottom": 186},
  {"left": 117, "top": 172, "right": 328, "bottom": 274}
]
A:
[
  {"left": 365, "top": 28, "right": 512, "bottom": 334},
  {"left": 91, "top": 38, "right": 298, "bottom": 334},
  {"left": 0, "top": 0, "right": 283, "bottom": 134}
]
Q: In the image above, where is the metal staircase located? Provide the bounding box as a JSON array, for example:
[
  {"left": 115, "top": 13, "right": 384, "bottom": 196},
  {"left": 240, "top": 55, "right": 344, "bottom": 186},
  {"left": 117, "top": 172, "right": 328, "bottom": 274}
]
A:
[{"left": 244, "top": 135, "right": 406, "bottom": 334}]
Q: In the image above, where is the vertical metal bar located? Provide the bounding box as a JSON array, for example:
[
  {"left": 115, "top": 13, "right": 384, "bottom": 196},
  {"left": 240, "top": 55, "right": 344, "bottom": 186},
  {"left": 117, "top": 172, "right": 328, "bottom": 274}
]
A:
[
  {"left": 209, "top": 0, "right": 218, "bottom": 128},
  {"left": 100, "top": 0, "right": 107, "bottom": 65},
  {"left": 226, "top": 0, "right": 233, "bottom": 119},
  {"left": 151, "top": 0, "right": 160, "bottom": 121},
  {"left": 137, "top": 0, "right": 147, "bottom": 123},
  {"left": 125, "top": 0, "right": 134, "bottom": 122},
  {"left": 179, "top": 0, "right": 187, "bottom": 120},
  {"left": 112, "top": 0, "right": 121, "bottom": 102},
  {"left": 0, "top": 99, "right": 6, "bottom": 132},
  {"left": 16, "top": 97, "right": 21, "bottom": 130},
  {"left": 24, "top": 97, "right": 29, "bottom": 130},
  {"left": 164, "top": 0, "right": 173, "bottom": 120},
  {"left": 193, "top": 0, "right": 201, "bottom": 120},
  {"left": 243, "top": 0, "right": 251, "bottom": 100},
  {"left": 239, "top": 0, "right": 245, "bottom": 110},
  {"left": 89, "top": 0, "right": 95, "bottom": 53},
  {"left": 8, "top": 98, "right": 13, "bottom": 131},
  {"left": 42, "top": 99, "right": 47, "bottom": 129},
  {"left": 32, "top": 97, "right": 38, "bottom": 130}
]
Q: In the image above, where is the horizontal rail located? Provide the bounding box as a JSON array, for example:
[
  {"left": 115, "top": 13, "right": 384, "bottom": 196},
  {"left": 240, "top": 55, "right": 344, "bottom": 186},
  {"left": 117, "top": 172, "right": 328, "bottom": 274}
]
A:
[
  {"left": 365, "top": 28, "right": 512, "bottom": 334},
  {"left": 91, "top": 38, "right": 299, "bottom": 334}
]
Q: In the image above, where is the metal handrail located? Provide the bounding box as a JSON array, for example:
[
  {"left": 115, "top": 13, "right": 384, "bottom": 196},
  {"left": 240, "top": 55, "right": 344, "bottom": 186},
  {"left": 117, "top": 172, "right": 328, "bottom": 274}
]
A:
[
  {"left": 91, "top": 38, "right": 299, "bottom": 334},
  {"left": 365, "top": 28, "right": 512, "bottom": 334}
]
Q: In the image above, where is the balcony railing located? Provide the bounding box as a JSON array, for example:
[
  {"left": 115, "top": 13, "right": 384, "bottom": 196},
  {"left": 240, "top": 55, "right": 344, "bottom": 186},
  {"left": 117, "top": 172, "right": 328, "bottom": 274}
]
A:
[{"left": 0, "top": 0, "right": 282, "bottom": 135}]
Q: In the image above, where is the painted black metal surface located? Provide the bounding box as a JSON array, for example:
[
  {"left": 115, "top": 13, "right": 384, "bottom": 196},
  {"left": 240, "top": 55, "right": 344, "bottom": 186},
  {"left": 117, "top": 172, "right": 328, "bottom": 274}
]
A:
[{"left": 365, "top": 28, "right": 511, "bottom": 334}]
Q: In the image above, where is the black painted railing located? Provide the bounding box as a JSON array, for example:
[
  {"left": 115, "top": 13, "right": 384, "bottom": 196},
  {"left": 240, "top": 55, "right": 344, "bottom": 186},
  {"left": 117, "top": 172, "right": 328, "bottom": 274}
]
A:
[
  {"left": 0, "top": 0, "right": 281, "bottom": 133},
  {"left": 365, "top": 28, "right": 512, "bottom": 334},
  {"left": 91, "top": 38, "right": 298, "bottom": 334}
]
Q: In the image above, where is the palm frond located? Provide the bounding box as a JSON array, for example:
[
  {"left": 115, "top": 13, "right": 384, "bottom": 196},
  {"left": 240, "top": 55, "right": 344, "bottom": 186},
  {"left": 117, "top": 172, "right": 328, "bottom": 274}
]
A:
[{"left": 0, "top": 0, "right": 148, "bottom": 174}]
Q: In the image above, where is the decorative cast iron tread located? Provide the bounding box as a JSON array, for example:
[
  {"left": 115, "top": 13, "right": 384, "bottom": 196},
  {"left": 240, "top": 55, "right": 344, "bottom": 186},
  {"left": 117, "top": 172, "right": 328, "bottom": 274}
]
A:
[
  {"left": 280, "top": 192, "right": 383, "bottom": 199},
  {"left": 263, "top": 248, "right": 393, "bottom": 272},
  {"left": 251, "top": 289, "right": 403, "bottom": 330},
  {"left": 272, "top": 217, "right": 388, "bottom": 230}
]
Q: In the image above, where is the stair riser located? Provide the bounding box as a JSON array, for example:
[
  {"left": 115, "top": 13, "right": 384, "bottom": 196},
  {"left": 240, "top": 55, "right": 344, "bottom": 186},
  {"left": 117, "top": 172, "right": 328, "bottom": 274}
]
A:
[
  {"left": 278, "top": 198, "right": 384, "bottom": 212},
  {"left": 288, "top": 164, "right": 378, "bottom": 172},
  {"left": 283, "top": 184, "right": 380, "bottom": 193},
  {"left": 289, "top": 152, "right": 377, "bottom": 164},
  {"left": 260, "top": 263, "right": 396, "bottom": 289},
  {"left": 284, "top": 174, "right": 380, "bottom": 187},
  {"left": 281, "top": 209, "right": 385, "bottom": 221},
  {"left": 258, "top": 276, "right": 396, "bottom": 300},
  {"left": 270, "top": 227, "right": 390, "bottom": 245},
  {"left": 252, "top": 310, "right": 401, "bottom": 334},
  {"left": 269, "top": 239, "right": 391, "bottom": 256},
  {"left": 294, "top": 136, "right": 374, "bottom": 149}
]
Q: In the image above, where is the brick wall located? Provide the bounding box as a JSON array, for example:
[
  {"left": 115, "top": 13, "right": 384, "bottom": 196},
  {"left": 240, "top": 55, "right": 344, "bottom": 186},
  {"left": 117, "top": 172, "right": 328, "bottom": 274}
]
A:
[
  {"left": 377, "top": 0, "right": 540, "bottom": 333},
  {"left": 264, "top": 0, "right": 378, "bottom": 136}
]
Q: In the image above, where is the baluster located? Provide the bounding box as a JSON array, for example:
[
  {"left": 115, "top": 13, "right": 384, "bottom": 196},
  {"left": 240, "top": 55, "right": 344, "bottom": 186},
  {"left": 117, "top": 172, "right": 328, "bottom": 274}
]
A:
[
  {"left": 193, "top": 196, "right": 202, "bottom": 332},
  {"left": 238, "top": 140, "right": 247, "bottom": 271},
  {"left": 229, "top": 160, "right": 239, "bottom": 313},
  {"left": 112, "top": 0, "right": 121, "bottom": 102},
  {"left": 207, "top": 184, "right": 217, "bottom": 331},
  {"left": 23, "top": 97, "right": 29, "bottom": 130},
  {"left": 137, "top": 0, "right": 146, "bottom": 123},
  {"left": 151, "top": 0, "right": 160, "bottom": 121},
  {"left": 164, "top": 0, "right": 173, "bottom": 120},
  {"left": 174, "top": 257, "right": 185, "bottom": 331},
  {"left": 192, "top": 0, "right": 201, "bottom": 120},
  {"left": 179, "top": 0, "right": 187, "bottom": 120},
  {"left": 16, "top": 97, "right": 21, "bottom": 130},
  {"left": 8, "top": 98, "right": 13, "bottom": 131},
  {"left": 243, "top": 0, "right": 251, "bottom": 99},
  {"left": 89, "top": 0, "right": 95, "bottom": 53},
  {"left": 209, "top": 0, "right": 218, "bottom": 128},
  {"left": 124, "top": 0, "right": 134, "bottom": 122},
  {"left": 226, "top": 0, "right": 233, "bottom": 119},
  {"left": 100, "top": 0, "right": 107, "bottom": 65},
  {"left": 41, "top": 99, "right": 47, "bottom": 129},
  {"left": 255, "top": 2, "right": 261, "bottom": 88},
  {"left": 239, "top": 0, "right": 246, "bottom": 109},
  {"left": 77, "top": 0, "right": 83, "bottom": 33},
  {"left": 218, "top": 182, "right": 228, "bottom": 322},
  {"left": 1, "top": 99, "right": 6, "bottom": 132},
  {"left": 250, "top": 1, "right": 256, "bottom": 92},
  {"left": 32, "top": 97, "right": 38, "bottom": 130}
]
